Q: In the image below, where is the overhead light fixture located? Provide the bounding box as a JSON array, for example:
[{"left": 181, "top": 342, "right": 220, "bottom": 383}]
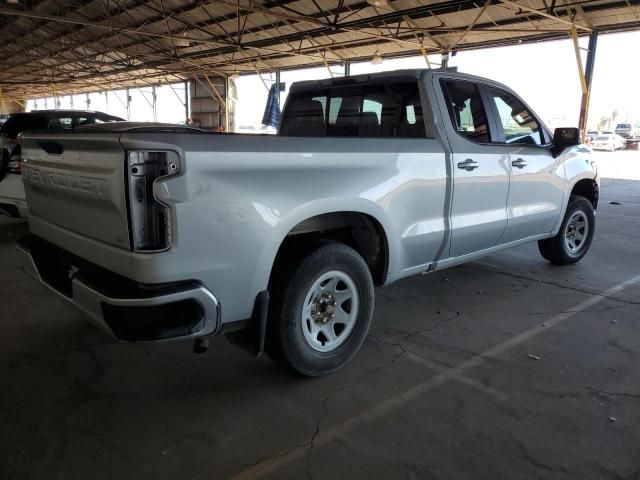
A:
[
  {"left": 230, "top": 70, "right": 240, "bottom": 81},
  {"left": 371, "top": 50, "right": 383, "bottom": 65},
  {"left": 367, "top": 0, "right": 389, "bottom": 7}
]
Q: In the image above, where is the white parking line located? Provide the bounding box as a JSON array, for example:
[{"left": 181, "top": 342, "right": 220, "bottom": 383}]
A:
[
  {"left": 229, "top": 275, "right": 640, "bottom": 480},
  {"left": 404, "top": 351, "right": 510, "bottom": 402}
]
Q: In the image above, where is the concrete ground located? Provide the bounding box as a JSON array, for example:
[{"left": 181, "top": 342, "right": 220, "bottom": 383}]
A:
[{"left": 2, "top": 173, "right": 640, "bottom": 480}]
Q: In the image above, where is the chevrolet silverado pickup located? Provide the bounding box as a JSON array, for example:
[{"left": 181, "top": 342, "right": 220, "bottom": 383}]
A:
[{"left": 16, "top": 70, "right": 598, "bottom": 376}]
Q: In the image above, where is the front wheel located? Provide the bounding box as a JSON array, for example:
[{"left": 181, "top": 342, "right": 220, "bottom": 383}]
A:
[
  {"left": 538, "top": 195, "right": 595, "bottom": 265},
  {"left": 266, "top": 241, "right": 374, "bottom": 376}
]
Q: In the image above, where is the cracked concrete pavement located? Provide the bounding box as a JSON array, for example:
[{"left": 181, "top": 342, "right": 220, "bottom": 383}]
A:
[{"left": 2, "top": 178, "right": 639, "bottom": 480}]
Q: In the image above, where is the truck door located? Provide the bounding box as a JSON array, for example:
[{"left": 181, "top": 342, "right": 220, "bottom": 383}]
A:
[
  {"left": 438, "top": 79, "right": 510, "bottom": 257},
  {"left": 484, "top": 87, "right": 564, "bottom": 243}
]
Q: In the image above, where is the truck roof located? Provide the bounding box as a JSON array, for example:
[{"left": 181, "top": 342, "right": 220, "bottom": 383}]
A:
[
  {"left": 11, "top": 110, "right": 114, "bottom": 116},
  {"left": 288, "top": 68, "right": 511, "bottom": 94}
]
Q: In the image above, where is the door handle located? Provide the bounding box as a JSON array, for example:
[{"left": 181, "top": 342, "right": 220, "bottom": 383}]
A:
[
  {"left": 512, "top": 158, "right": 527, "bottom": 169},
  {"left": 457, "top": 158, "right": 479, "bottom": 171}
]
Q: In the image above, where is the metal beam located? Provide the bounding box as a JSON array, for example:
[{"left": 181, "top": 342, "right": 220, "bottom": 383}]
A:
[
  {"left": 0, "top": 7, "right": 239, "bottom": 49},
  {"left": 570, "top": 26, "right": 588, "bottom": 96},
  {"left": 451, "top": 0, "right": 493, "bottom": 48},
  {"left": 498, "top": 0, "right": 591, "bottom": 31}
]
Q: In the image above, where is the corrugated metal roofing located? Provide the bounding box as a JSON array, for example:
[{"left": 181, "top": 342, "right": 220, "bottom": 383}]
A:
[{"left": 0, "top": 0, "right": 638, "bottom": 99}]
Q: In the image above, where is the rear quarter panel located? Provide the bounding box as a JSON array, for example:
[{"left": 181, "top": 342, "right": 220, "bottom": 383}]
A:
[{"left": 121, "top": 133, "right": 449, "bottom": 323}]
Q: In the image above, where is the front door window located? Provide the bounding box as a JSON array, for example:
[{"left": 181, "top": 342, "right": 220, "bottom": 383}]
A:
[{"left": 488, "top": 88, "right": 542, "bottom": 145}]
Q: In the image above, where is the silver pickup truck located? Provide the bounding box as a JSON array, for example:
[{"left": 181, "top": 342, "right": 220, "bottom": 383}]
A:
[{"left": 16, "top": 69, "right": 598, "bottom": 376}]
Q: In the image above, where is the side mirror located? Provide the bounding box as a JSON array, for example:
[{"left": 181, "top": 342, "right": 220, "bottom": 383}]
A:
[
  {"left": 553, "top": 127, "right": 581, "bottom": 149},
  {"left": 551, "top": 127, "right": 581, "bottom": 157}
]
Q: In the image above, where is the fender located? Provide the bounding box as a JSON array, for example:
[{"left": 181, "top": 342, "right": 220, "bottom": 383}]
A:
[
  {"left": 249, "top": 197, "right": 395, "bottom": 300},
  {"left": 551, "top": 145, "right": 599, "bottom": 236}
]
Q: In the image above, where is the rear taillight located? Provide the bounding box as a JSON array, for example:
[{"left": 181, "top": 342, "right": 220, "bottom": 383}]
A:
[
  {"left": 8, "top": 157, "right": 21, "bottom": 174},
  {"left": 127, "top": 151, "right": 180, "bottom": 252}
]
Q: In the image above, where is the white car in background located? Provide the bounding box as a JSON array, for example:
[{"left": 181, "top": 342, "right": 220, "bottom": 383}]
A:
[{"left": 590, "top": 133, "right": 625, "bottom": 151}]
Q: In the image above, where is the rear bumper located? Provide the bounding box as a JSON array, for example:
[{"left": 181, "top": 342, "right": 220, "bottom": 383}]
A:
[
  {"left": 0, "top": 199, "right": 27, "bottom": 218},
  {"left": 16, "top": 235, "right": 220, "bottom": 341}
]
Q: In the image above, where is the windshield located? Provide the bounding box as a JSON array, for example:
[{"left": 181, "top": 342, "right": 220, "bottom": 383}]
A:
[
  {"left": 595, "top": 136, "right": 611, "bottom": 141},
  {"left": 615, "top": 124, "right": 631, "bottom": 129}
]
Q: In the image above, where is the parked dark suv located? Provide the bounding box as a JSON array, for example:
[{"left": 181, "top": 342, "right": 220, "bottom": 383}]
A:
[{"left": 0, "top": 110, "right": 124, "bottom": 217}]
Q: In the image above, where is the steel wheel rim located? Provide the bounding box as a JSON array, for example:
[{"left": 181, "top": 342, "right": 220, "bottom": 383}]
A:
[
  {"left": 301, "top": 270, "right": 360, "bottom": 353},
  {"left": 564, "top": 211, "right": 589, "bottom": 255}
]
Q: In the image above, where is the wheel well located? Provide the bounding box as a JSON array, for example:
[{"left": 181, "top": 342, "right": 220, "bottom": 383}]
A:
[
  {"left": 272, "top": 212, "right": 389, "bottom": 286},
  {"left": 571, "top": 179, "right": 599, "bottom": 208}
]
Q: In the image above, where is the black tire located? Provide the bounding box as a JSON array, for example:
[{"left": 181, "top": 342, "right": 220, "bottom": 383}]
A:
[
  {"left": 538, "top": 195, "right": 595, "bottom": 265},
  {"left": 266, "top": 241, "right": 375, "bottom": 376}
]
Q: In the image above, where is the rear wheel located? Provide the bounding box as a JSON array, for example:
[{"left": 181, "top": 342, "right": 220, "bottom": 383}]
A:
[
  {"left": 538, "top": 195, "right": 595, "bottom": 265},
  {"left": 266, "top": 241, "right": 374, "bottom": 376}
]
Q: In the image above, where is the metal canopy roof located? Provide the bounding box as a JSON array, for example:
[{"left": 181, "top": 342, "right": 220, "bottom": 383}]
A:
[{"left": 1, "top": 0, "right": 639, "bottom": 100}]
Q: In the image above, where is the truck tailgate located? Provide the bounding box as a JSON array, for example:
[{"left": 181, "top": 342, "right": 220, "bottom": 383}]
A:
[{"left": 20, "top": 132, "right": 130, "bottom": 250}]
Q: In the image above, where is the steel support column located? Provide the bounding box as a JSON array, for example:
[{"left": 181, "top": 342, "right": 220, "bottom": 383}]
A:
[
  {"left": 184, "top": 80, "right": 189, "bottom": 123},
  {"left": 152, "top": 85, "right": 157, "bottom": 122},
  {"left": 572, "top": 28, "right": 598, "bottom": 141},
  {"left": 126, "top": 88, "right": 131, "bottom": 120},
  {"left": 579, "top": 31, "right": 598, "bottom": 139},
  {"left": 344, "top": 60, "right": 351, "bottom": 77},
  {"left": 441, "top": 52, "right": 449, "bottom": 69},
  {"left": 275, "top": 68, "right": 281, "bottom": 124}
]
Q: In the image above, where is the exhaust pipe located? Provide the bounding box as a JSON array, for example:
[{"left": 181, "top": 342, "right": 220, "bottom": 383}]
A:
[{"left": 193, "top": 337, "right": 210, "bottom": 354}]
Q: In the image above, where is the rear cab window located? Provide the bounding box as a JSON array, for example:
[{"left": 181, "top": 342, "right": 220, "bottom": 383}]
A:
[{"left": 280, "top": 80, "right": 426, "bottom": 138}]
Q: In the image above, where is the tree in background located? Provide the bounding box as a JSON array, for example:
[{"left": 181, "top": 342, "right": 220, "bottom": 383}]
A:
[
  {"left": 597, "top": 116, "right": 608, "bottom": 132},
  {"left": 609, "top": 110, "right": 619, "bottom": 130}
]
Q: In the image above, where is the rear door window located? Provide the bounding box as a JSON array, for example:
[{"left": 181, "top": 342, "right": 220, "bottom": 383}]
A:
[
  {"left": 280, "top": 81, "right": 425, "bottom": 138},
  {"left": 441, "top": 80, "right": 491, "bottom": 143}
]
